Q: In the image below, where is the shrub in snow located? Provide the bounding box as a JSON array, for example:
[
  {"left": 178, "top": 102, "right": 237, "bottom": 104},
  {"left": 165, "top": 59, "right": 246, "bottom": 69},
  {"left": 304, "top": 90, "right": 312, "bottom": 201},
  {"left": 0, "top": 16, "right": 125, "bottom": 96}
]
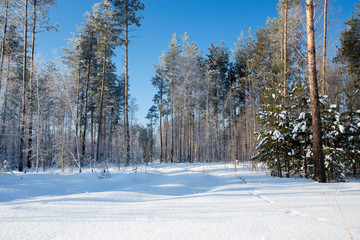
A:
[
  {"left": 255, "top": 83, "right": 295, "bottom": 178},
  {"left": 321, "top": 98, "right": 346, "bottom": 182},
  {"left": 255, "top": 83, "right": 358, "bottom": 182},
  {"left": 341, "top": 111, "right": 360, "bottom": 178}
]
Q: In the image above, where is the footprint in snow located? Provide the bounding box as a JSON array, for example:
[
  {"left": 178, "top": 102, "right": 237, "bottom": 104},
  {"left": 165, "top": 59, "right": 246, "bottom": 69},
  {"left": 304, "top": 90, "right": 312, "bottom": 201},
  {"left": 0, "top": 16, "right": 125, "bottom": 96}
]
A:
[
  {"left": 284, "top": 210, "right": 327, "bottom": 222},
  {"left": 250, "top": 191, "right": 274, "bottom": 204}
]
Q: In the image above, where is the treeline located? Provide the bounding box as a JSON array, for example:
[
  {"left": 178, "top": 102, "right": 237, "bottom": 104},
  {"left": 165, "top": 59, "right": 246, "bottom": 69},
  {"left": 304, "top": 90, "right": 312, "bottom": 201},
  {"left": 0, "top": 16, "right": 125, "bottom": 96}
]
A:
[
  {"left": 149, "top": 33, "right": 254, "bottom": 165},
  {"left": 0, "top": 0, "right": 146, "bottom": 173},
  {"left": 1, "top": 0, "right": 359, "bottom": 180},
  {"left": 148, "top": 0, "right": 360, "bottom": 181}
]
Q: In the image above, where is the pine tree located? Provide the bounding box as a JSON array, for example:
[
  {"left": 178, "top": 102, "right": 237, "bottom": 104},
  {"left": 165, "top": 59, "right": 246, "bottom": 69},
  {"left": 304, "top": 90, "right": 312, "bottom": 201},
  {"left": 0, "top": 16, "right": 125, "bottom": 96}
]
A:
[
  {"left": 306, "top": 0, "right": 326, "bottom": 183},
  {"left": 206, "top": 41, "right": 230, "bottom": 161},
  {"left": 164, "top": 34, "right": 181, "bottom": 163},
  {"left": 151, "top": 58, "right": 168, "bottom": 163},
  {"left": 87, "top": 0, "right": 122, "bottom": 163},
  {"left": 110, "top": 0, "right": 145, "bottom": 166},
  {"left": 338, "top": 2, "right": 360, "bottom": 110}
]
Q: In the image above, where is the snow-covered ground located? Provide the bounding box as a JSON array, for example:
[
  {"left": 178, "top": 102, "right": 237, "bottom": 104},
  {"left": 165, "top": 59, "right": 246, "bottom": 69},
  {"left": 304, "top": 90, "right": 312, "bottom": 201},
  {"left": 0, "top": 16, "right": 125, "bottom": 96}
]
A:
[{"left": 0, "top": 163, "right": 359, "bottom": 240}]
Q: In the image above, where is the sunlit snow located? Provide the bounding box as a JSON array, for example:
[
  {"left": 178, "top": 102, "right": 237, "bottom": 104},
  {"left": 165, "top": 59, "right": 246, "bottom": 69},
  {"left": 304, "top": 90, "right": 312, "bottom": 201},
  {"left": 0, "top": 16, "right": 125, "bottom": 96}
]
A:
[{"left": 0, "top": 163, "right": 359, "bottom": 240}]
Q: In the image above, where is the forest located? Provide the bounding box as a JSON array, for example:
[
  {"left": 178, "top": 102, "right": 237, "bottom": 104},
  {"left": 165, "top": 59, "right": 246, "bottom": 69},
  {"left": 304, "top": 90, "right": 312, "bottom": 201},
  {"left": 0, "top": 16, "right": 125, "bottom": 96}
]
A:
[{"left": 0, "top": 0, "right": 359, "bottom": 183}]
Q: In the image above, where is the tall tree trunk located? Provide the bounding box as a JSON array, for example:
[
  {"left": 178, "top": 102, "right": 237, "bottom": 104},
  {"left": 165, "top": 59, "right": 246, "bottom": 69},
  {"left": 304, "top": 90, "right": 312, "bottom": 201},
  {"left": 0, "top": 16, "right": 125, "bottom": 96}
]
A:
[
  {"left": 74, "top": 68, "right": 81, "bottom": 158},
  {"left": 96, "top": 38, "right": 107, "bottom": 163},
  {"left": 159, "top": 112, "right": 163, "bottom": 163},
  {"left": 214, "top": 97, "right": 219, "bottom": 161},
  {"left": 0, "top": 57, "right": 10, "bottom": 161},
  {"left": 322, "top": 0, "right": 328, "bottom": 96},
  {"left": 35, "top": 70, "right": 41, "bottom": 173},
  {"left": 283, "top": 0, "right": 288, "bottom": 96},
  {"left": 229, "top": 116, "right": 232, "bottom": 163},
  {"left": 78, "top": 91, "right": 84, "bottom": 153},
  {"left": 90, "top": 106, "right": 94, "bottom": 163},
  {"left": 60, "top": 107, "right": 65, "bottom": 172},
  {"left": 165, "top": 115, "right": 168, "bottom": 161},
  {"left": 82, "top": 55, "right": 92, "bottom": 165},
  {"left": 19, "top": 0, "right": 29, "bottom": 172},
  {"left": 27, "top": 0, "right": 37, "bottom": 169},
  {"left": 159, "top": 83, "right": 163, "bottom": 163},
  {"left": 191, "top": 111, "right": 195, "bottom": 163},
  {"left": 306, "top": 0, "right": 326, "bottom": 183},
  {"left": 206, "top": 94, "right": 211, "bottom": 161},
  {"left": 124, "top": 2, "right": 131, "bottom": 166},
  {"left": 0, "top": 0, "right": 9, "bottom": 89},
  {"left": 197, "top": 110, "right": 201, "bottom": 162},
  {"left": 170, "top": 79, "right": 174, "bottom": 163}
]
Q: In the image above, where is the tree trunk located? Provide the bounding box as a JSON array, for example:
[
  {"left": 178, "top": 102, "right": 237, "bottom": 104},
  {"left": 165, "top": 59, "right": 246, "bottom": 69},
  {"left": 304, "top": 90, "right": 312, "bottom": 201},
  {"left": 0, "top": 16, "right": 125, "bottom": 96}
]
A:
[
  {"left": 159, "top": 112, "right": 163, "bottom": 163},
  {"left": 159, "top": 84, "right": 163, "bottom": 163},
  {"left": 306, "top": 0, "right": 326, "bottom": 183},
  {"left": 74, "top": 68, "right": 81, "bottom": 158},
  {"left": 19, "top": 0, "right": 29, "bottom": 172},
  {"left": 0, "top": 57, "right": 10, "bottom": 161},
  {"left": 197, "top": 110, "right": 201, "bottom": 162},
  {"left": 82, "top": 55, "right": 92, "bottom": 165},
  {"left": 36, "top": 60, "right": 41, "bottom": 173},
  {"left": 27, "top": 0, "right": 37, "bottom": 169},
  {"left": 165, "top": 114, "right": 168, "bottom": 161},
  {"left": 124, "top": 2, "right": 131, "bottom": 166},
  {"left": 60, "top": 107, "right": 65, "bottom": 172},
  {"left": 0, "top": 0, "right": 9, "bottom": 89},
  {"left": 191, "top": 113, "right": 194, "bottom": 162},
  {"left": 215, "top": 106, "right": 219, "bottom": 161},
  {"left": 322, "top": 0, "right": 328, "bottom": 96},
  {"left": 283, "top": 0, "right": 288, "bottom": 96},
  {"left": 96, "top": 37, "right": 107, "bottom": 163},
  {"left": 170, "top": 79, "right": 174, "bottom": 163},
  {"left": 90, "top": 106, "right": 94, "bottom": 164}
]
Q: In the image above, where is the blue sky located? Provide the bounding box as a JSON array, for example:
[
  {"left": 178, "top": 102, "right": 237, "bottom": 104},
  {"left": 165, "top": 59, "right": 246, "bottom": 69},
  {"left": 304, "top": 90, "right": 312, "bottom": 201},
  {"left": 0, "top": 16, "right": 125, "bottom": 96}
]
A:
[{"left": 37, "top": 0, "right": 357, "bottom": 125}]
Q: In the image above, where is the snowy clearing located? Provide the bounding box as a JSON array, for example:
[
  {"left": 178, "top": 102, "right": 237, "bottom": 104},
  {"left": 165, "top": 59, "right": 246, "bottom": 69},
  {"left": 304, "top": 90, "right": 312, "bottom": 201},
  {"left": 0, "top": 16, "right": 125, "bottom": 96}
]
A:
[{"left": 0, "top": 163, "right": 359, "bottom": 240}]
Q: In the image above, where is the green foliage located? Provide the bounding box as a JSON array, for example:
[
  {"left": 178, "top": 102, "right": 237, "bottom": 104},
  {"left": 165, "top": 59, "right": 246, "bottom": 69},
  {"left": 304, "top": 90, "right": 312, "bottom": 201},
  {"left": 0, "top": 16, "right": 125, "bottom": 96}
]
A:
[
  {"left": 338, "top": 2, "right": 360, "bottom": 109},
  {"left": 110, "top": 0, "right": 145, "bottom": 28},
  {"left": 256, "top": 83, "right": 293, "bottom": 177},
  {"left": 256, "top": 83, "right": 360, "bottom": 182}
]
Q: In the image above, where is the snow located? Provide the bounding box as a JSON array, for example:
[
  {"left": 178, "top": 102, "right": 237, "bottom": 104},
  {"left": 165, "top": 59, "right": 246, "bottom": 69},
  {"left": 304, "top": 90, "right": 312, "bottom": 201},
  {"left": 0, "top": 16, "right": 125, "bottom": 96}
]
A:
[
  {"left": 338, "top": 124, "right": 345, "bottom": 133},
  {"left": 272, "top": 130, "right": 284, "bottom": 141},
  {"left": 299, "top": 112, "right": 306, "bottom": 120},
  {"left": 1, "top": 163, "right": 360, "bottom": 240},
  {"left": 257, "top": 137, "right": 268, "bottom": 148},
  {"left": 293, "top": 122, "right": 306, "bottom": 133}
]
